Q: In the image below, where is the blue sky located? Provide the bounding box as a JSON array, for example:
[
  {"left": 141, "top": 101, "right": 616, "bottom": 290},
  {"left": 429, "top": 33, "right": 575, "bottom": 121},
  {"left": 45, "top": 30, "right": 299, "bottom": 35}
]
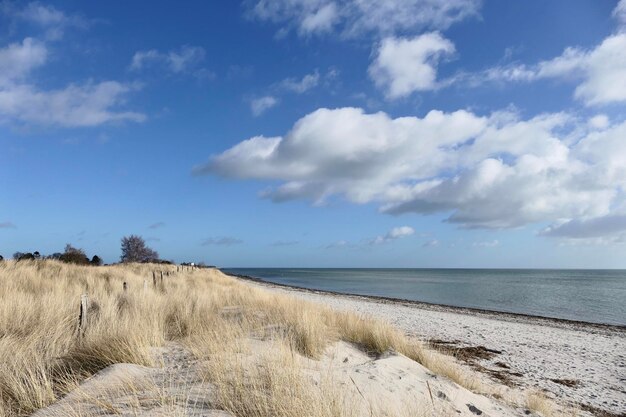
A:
[{"left": 1, "top": 0, "right": 626, "bottom": 267}]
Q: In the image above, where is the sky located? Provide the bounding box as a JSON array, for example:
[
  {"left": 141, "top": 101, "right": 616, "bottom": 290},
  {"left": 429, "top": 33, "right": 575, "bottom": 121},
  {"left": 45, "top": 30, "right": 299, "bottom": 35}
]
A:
[{"left": 1, "top": 0, "right": 626, "bottom": 268}]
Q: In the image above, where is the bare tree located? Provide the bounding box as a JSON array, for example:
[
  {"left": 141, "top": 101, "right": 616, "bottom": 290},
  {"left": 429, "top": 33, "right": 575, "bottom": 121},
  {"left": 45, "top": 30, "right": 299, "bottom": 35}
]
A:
[{"left": 120, "top": 235, "right": 159, "bottom": 263}]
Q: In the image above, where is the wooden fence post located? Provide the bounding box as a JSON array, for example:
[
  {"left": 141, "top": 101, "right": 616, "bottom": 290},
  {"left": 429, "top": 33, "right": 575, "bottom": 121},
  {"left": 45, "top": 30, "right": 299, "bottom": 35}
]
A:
[
  {"left": 123, "top": 282, "right": 128, "bottom": 292},
  {"left": 78, "top": 293, "right": 88, "bottom": 338},
  {"left": 152, "top": 271, "right": 157, "bottom": 288}
]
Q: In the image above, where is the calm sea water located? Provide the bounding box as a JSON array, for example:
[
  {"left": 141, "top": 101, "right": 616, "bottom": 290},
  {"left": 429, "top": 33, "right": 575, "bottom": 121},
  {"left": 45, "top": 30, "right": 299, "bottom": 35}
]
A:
[{"left": 223, "top": 268, "right": 626, "bottom": 326}]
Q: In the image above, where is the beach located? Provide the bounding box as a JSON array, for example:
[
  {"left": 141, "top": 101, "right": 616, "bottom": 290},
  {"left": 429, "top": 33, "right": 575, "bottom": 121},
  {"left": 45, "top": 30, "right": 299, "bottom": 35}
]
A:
[
  {"left": 5, "top": 261, "right": 624, "bottom": 417},
  {"left": 230, "top": 273, "right": 626, "bottom": 416}
]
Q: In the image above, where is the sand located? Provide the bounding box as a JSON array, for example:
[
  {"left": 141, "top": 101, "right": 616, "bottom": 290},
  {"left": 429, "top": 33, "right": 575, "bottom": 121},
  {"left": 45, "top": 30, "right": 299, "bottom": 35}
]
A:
[
  {"left": 235, "top": 275, "right": 626, "bottom": 416},
  {"left": 32, "top": 343, "right": 226, "bottom": 417},
  {"left": 35, "top": 340, "right": 540, "bottom": 417}
]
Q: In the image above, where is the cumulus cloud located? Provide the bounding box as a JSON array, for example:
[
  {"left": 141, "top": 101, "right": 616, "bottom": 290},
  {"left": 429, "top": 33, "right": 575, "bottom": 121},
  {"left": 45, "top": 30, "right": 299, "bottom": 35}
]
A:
[
  {"left": 250, "top": 96, "right": 279, "bottom": 116},
  {"left": 247, "top": 0, "right": 481, "bottom": 38},
  {"left": 370, "top": 226, "right": 415, "bottom": 244},
  {"left": 422, "top": 239, "right": 440, "bottom": 247},
  {"left": 369, "top": 33, "right": 455, "bottom": 99},
  {"left": 201, "top": 237, "right": 243, "bottom": 246},
  {"left": 476, "top": 33, "right": 626, "bottom": 106},
  {"left": 130, "top": 46, "right": 208, "bottom": 75},
  {"left": 196, "top": 105, "right": 626, "bottom": 236},
  {"left": 0, "top": 34, "right": 143, "bottom": 127}
]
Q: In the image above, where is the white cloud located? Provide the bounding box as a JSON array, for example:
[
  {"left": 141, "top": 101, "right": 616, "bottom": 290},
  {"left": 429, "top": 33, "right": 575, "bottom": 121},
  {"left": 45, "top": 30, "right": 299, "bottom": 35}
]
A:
[
  {"left": 279, "top": 70, "right": 320, "bottom": 93},
  {"left": 0, "top": 81, "right": 145, "bottom": 127},
  {"left": 422, "top": 239, "right": 440, "bottom": 247},
  {"left": 370, "top": 226, "right": 415, "bottom": 244},
  {"left": 369, "top": 33, "right": 455, "bottom": 99},
  {"left": 388, "top": 226, "right": 415, "bottom": 239},
  {"left": 614, "top": 0, "right": 626, "bottom": 26},
  {"left": 0, "top": 38, "right": 47, "bottom": 85},
  {"left": 168, "top": 46, "right": 206, "bottom": 73},
  {"left": 299, "top": 3, "right": 339, "bottom": 35},
  {"left": 196, "top": 106, "right": 626, "bottom": 236},
  {"left": 7, "top": 2, "right": 88, "bottom": 40},
  {"left": 588, "top": 114, "right": 609, "bottom": 130},
  {"left": 247, "top": 0, "right": 480, "bottom": 38},
  {"left": 250, "top": 96, "right": 279, "bottom": 116},
  {"left": 477, "top": 33, "right": 626, "bottom": 106},
  {"left": 130, "top": 46, "right": 207, "bottom": 74},
  {"left": 130, "top": 50, "right": 160, "bottom": 71},
  {"left": 325, "top": 239, "right": 349, "bottom": 249},
  {"left": 0, "top": 38, "right": 144, "bottom": 127},
  {"left": 540, "top": 215, "right": 626, "bottom": 240}
]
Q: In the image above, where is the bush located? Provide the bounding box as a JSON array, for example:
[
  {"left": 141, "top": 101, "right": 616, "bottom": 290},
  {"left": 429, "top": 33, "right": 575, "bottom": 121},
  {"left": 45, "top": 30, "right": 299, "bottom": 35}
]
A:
[
  {"left": 13, "top": 252, "right": 35, "bottom": 261},
  {"left": 90, "top": 255, "right": 103, "bottom": 266},
  {"left": 59, "top": 244, "right": 90, "bottom": 265}
]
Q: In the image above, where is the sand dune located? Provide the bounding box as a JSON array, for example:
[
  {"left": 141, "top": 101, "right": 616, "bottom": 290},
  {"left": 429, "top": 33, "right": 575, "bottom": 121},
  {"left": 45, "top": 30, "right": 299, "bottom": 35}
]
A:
[{"left": 35, "top": 338, "right": 540, "bottom": 417}]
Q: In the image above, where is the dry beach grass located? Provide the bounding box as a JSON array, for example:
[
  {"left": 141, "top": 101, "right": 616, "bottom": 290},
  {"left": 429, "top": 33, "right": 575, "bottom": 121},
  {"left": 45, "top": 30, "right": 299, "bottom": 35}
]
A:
[{"left": 0, "top": 260, "right": 576, "bottom": 416}]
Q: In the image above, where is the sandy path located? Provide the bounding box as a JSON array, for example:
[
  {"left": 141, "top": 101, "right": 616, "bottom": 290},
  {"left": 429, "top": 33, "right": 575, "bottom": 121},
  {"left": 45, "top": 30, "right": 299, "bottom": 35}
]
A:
[{"left": 236, "top": 276, "right": 626, "bottom": 416}]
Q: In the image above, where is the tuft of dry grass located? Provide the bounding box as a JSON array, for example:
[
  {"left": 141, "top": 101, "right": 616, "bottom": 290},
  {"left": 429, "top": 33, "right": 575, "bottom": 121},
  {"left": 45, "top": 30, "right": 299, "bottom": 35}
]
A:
[
  {"left": 526, "top": 390, "right": 556, "bottom": 417},
  {"left": 203, "top": 340, "right": 354, "bottom": 417}
]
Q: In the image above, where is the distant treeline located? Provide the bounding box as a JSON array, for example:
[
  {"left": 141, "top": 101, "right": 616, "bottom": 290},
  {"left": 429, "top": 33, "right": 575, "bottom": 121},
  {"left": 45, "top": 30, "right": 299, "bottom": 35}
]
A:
[
  {"left": 9, "top": 244, "right": 103, "bottom": 266},
  {"left": 0, "top": 235, "right": 211, "bottom": 267}
]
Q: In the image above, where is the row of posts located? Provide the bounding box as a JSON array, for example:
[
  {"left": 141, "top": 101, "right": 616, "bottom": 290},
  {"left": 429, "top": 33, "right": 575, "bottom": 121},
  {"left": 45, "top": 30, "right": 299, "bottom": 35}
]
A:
[{"left": 77, "top": 264, "right": 198, "bottom": 338}]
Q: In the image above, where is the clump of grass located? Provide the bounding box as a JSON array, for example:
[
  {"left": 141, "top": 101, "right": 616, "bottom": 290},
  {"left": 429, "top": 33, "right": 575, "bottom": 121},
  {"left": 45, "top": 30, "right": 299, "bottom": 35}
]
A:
[
  {"left": 526, "top": 390, "right": 555, "bottom": 417},
  {"left": 207, "top": 342, "right": 340, "bottom": 417},
  {"left": 331, "top": 311, "right": 407, "bottom": 356}
]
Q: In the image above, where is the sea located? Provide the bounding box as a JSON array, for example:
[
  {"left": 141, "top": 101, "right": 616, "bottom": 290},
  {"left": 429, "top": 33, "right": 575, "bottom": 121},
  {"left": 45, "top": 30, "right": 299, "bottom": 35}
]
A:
[{"left": 222, "top": 268, "right": 626, "bottom": 327}]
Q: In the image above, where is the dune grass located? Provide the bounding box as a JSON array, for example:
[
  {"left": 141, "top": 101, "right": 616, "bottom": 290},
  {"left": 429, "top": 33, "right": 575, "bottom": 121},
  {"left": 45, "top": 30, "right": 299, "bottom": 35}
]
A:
[{"left": 0, "top": 260, "right": 570, "bottom": 417}]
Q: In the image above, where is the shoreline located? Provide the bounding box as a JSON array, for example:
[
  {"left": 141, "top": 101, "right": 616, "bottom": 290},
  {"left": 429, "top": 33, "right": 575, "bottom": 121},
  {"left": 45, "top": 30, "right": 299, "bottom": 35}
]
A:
[
  {"left": 224, "top": 271, "right": 626, "bottom": 333},
  {"left": 225, "top": 270, "right": 626, "bottom": 415}
]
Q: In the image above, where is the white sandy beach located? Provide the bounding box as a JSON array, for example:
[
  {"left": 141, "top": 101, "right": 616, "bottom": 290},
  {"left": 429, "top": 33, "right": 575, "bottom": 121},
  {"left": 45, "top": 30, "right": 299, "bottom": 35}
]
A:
[{"left": 237, "top": 275, "right": 626, "bottom": 416}]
